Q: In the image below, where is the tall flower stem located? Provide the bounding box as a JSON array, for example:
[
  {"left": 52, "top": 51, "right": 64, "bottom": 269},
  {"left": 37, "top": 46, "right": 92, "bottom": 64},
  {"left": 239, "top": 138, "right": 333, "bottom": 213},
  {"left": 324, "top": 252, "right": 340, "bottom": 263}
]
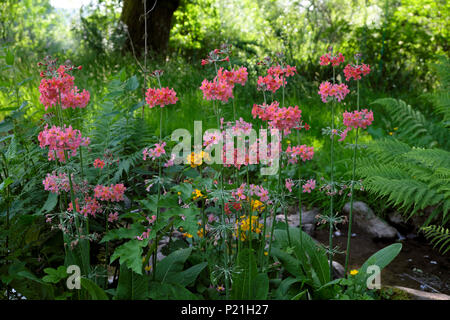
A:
[
  {"left": 213, "top": 97, "right": 230, "bottom": 300},
  {"left": 297, "top": 129, "right": 303, "bottom": 249},
  {"left": 328, "top": 67, "right": 336, "bottom": 279},
  {"left": 344, "top": 80, "right": 360, "bottom": 274}
]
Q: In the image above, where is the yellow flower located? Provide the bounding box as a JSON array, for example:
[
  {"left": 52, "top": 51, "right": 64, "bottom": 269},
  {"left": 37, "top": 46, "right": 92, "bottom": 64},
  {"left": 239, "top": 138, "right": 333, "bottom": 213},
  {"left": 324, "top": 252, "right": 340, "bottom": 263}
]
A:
[
  {"left": 264, "top": 251, "right": 268, "bottom": 256},
  {"left": 182, "top": 232, "right": 193, "bottom": 238},
  {"left": 388, "top": 132, "right": 393, "bottom": 136},
  {"left": 350, "top": 269, "right": 359, "bottom": 276},
  {"left": 192, "top": 189, "right": 205, "bottom": 201},
  {"left": 251, "top": 199, "right": 265, "bottom": 213},
  {"left": 144, "top": 265, "right": 152, "bottom": 272},
  {"left": 233, "top": 215, "right": 264, "bottom": 241},
  {"left": 286, "top": 140, "right": 291, "bottom": 144},
  {"left": 187, "top": 151, "right": 210, "bottom": 168},
  {"left": 197, "top": 228, "right": 205, "bottom": 238},
  {"left": 177, "top": 191, "right": 181, "bottom": 196},
  {"left": 393, "top": 127, "right": 398, "bottom": 131}
]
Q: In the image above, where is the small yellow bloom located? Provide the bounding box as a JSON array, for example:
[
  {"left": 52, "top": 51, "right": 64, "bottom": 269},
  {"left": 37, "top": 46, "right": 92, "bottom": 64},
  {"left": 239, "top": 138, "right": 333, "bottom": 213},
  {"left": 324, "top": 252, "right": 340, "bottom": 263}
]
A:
[
  {"left": 182, "top": 232, "right": 193, "bottom": 238},
  {"left": 264, "top": 251, "right": 268, "bottom": 256},
  {"left": 388, "top": 132, "right": 393, "bottom": 136},
  {"left": 251, "top": 199, "right": 265, "bottom": 213},
  {"left": 350, "top": 269, "right": 359, "bottom": 276},
  {"left": 142, "top": 257, "right": 146, "bottom": 263},
  {"left": 192, "top": 189, "right": 205, "bottom": 201},
  {"left": 177, "top": 192, "right": 181, "bottom": 196},
  {"left": 144, "top": 265, "right": 152, "bottom": 272},
  {"left": 179, "top": 227, "right": 184, "bottom": 232},
  {"left": 393, "top": 127, "right": 398, "bottom": 131},
  {"left": 286, "top": 140, "right": 291, "bottom": 144},
  {"left": 197, "top": 228, "right": 205, "bottom": 238}
]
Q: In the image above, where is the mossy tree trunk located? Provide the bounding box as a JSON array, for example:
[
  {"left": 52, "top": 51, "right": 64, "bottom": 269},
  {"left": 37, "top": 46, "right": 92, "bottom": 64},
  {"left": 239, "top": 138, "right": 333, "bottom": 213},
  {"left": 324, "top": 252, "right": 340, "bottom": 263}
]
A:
[{"left": 121, "top": 0, "right": 180, "bottom": 55}]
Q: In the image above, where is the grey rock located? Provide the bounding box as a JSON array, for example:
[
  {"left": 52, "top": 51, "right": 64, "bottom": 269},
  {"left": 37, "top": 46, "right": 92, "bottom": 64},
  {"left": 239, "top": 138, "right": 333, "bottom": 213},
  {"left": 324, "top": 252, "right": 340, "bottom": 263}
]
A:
[
  {"left": 301, "top": 208, "right": 320, "bottom": 225},
  {"left": 331, "top": 260, "right": 345, "bottom": 279},
  {"left": 343, "top": 201, "right": 398, "bottom": 240},
  {"left": 302, "top": 223, "right": 315, "bottom": 236},
  {"left": 393, "top": 286, "right": 450, "bottom": 300}
]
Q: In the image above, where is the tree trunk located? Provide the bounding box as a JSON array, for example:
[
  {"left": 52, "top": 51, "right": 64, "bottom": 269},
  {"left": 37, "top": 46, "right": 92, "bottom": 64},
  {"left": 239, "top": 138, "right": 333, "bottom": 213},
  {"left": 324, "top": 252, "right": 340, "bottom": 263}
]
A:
[{"left": 121, "top": 0, "right": 180, "bottom": 55}]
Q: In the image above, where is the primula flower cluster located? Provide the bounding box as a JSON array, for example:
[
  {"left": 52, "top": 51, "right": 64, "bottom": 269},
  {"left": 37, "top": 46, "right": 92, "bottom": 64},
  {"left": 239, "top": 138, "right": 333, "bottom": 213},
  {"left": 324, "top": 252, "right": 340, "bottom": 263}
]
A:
[
  {"left": 145, "top": 87, "right": 178, "bottom": 108},
  {"left": 339, "top": 109, "right": 374, "bottom": 141},
  {"left": 38, "top": 124, "right": 90, "bottom": 162},
  {"left": 285, "top": 145, "right": 314, "bottom": 164},
  {"left": 302, "top": 179, "right": 316, "bottom": 193},
  {"left": 93, "top": 158, "right": 106, "bottom": 169},
  {"left": 231, "top": 183, "right": 269, "bottom": 203},
  {"left": 200, "top": 67, "right": 248, "bottom": 102},
  {"left": 67, "top": 196, "right": 101, "bottom": 217},
  {"left": 93, "top": 184, "right": 126, "bottom": 202},
  {"left": 319, "top": 52, "right": 345, "bottom": 66},
  {"left": 318, "top": 82, "right": 350, "bottom": 103},
  {"left": 143, "top": 142, "right": 166, "bottom": 161},
  {"left": 252, "top": 102, "right": 303, "bottom": 135},
  {"left": 43, "top": 172, "right": 72, "bottom": 194},
  {"left": 256, "top": 64, "right": 296, "bottom": 93},
  {"left": 343, "top": 63, "right": 371, "bottom": 81},
  {"left": 39, "top": 64, "right": 90, "bottom": 110}
]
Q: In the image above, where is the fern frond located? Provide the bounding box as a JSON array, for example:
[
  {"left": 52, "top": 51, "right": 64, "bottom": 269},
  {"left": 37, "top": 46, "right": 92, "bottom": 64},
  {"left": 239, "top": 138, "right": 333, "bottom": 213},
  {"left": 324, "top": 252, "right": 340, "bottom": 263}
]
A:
[{"left": 421, "top": 225, "right": 450, "bottom": 254}]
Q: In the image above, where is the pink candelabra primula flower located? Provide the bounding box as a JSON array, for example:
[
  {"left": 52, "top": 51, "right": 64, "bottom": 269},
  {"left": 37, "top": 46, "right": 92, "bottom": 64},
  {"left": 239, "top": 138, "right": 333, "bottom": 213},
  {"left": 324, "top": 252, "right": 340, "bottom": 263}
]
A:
[
  {"left": 93, "top": 184, "right": 126, "bottom": 202},
  {"left": 93, "top": 158, "right": 106, "bottom": 169},
  {"left": 256, "top": 74, "right": 285, "bottom": 93},
  {"left": 318, "top": 82, "right": 350, "bottom": 103},
  {"left": 217, "top": 67, "right": 248, "bottom": 86},
  {"left": 231, "top": 183, "right": 270, "bottom": 204},
  {"left": 285, "top": 145, "right": 314, "bottom": 164},
  {"left": 67, "top": 196, "right": 101, "bottom": 218},
  {"left": 145, "top": 87, "right": 178, "bottom": 108},
  {"left": 108, "top": 212, "right": 119, "bottom": 223},
  {"left": 302, "top": 179, "right": 316, "bottom": 193},
  {"left": 38, "top": 124, "right": 90, "bottom": 162},
  {"left": 319, "top": 52, "right": 345, "bottom": 67},
  {"left": 43, "top": 172, "right": 72, "bottom": 194},
  {"left": 136, "top": 228, "right": 151, "bottom": 241},
  {"left": 39, "top": 64, "right": 90, "bottom": 110},
  {"left": 343, "top": 63, "right": 371, "bottom": 81},
  {"left": 163, "top": 153, "right": 176, "bottom": 167},
  {"left": 252, "top": 102, "right": 303, "bottom": 135},
  {"left": 143, "top": 142, "right": 166, "bottom": 161},
  {"left": 200, "top": 78, "right": 234, "bottom": 102},
  {"left": 339, "top": 109, "right": 374, "bottom": 141},
  {"left": 285, "top": 179, "right": 294, "bottom": 193}
]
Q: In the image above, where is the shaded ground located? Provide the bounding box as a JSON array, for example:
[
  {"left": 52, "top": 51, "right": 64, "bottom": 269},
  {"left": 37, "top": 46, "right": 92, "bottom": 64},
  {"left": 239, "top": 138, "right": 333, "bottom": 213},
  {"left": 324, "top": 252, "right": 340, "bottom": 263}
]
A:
[{"left": 314, "top": 224, "right": 450, "bottom": 295}]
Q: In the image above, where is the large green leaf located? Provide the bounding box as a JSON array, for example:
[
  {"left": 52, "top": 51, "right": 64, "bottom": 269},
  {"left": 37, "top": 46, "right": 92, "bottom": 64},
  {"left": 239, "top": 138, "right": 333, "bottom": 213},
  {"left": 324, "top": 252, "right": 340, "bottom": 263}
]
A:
[
  {"left": 231, "top": 248, "right": 258, "bottom": 300},
  {"left": 170, "top": 262, "right": 208, "bottom": 287},
  {"left": 253, "top": 273, "right": 269, "bottom": 300},
  {"left": 148, "top": 282, "right": 198, "bottom": 300},
  {"left": 110, "top": 239, "right": 147, "bottom": 275},
  {"left": 115, "top": 264, "right": 149, "bottom": 300},
  {"left": 100, "top": 223, "right": 145, "bottom": 243},
  {"left": 155, "top": 248, "right": 192, "bottom": 283},
  {"left": 360, "top": 243, "right": 403, "bottom": 274},
  {"left": 80, "top": 278, "right": 109, "bottom": 300}
]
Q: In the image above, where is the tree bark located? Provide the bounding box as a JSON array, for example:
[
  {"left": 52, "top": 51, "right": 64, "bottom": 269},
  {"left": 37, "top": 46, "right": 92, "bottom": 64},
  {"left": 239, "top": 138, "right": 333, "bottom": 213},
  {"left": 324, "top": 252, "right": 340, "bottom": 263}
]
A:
[{"left": 121, "top": 0, "right": 180, "bottom": 55}]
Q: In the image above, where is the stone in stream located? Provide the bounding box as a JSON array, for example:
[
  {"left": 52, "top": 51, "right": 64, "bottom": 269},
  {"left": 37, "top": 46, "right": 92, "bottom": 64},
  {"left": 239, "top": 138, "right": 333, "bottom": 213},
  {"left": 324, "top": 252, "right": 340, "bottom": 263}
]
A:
[
  {"left": 331, "top": 261, "right": 345, "bottom": 279},
  {"left": 392, "top": 286, "right": 450, "bottom": 300},
  {"left": 343, "top": 201, "right": 398, "bottom": 240}
]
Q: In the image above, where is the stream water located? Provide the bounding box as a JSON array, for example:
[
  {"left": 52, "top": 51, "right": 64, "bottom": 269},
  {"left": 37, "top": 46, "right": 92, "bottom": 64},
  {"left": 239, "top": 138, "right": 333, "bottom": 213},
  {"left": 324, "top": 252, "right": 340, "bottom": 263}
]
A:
[{"left": 314, "top": 224, "right": 450, "bottom": 295}]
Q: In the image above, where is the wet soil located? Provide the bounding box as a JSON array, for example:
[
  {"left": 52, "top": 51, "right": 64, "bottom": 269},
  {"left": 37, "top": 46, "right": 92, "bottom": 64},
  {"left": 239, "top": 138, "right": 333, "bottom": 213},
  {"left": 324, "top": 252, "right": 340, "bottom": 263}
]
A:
[{"left": 313, "top": 224, "right": 450, "bottom": 295}]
